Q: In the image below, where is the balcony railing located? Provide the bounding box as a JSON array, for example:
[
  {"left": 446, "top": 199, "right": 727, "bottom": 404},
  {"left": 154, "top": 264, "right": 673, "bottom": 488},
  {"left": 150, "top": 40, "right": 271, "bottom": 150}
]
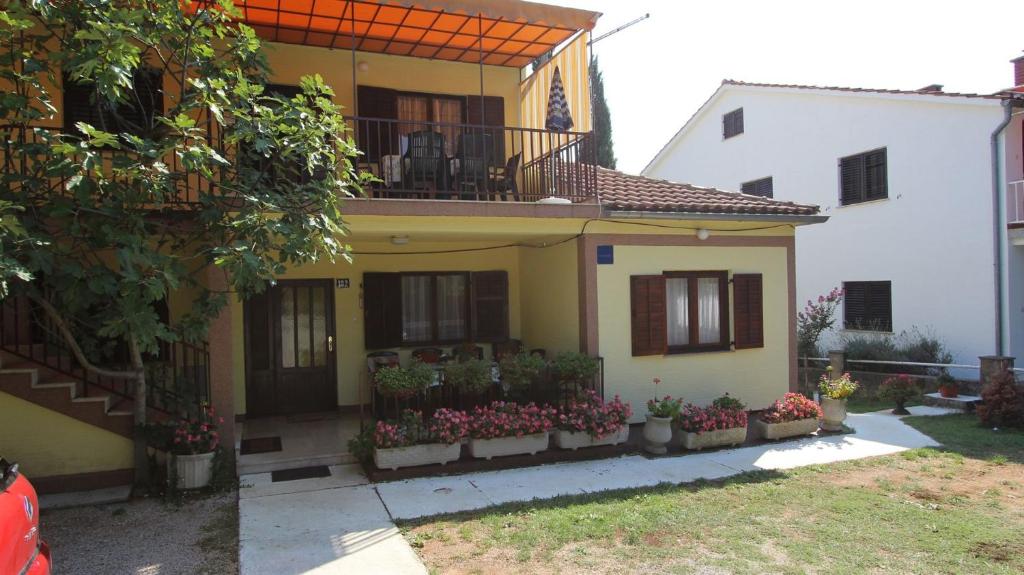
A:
[
  {"left": 345, "top": 116, "right": 598, "bottom": 203},
  {"left": 1009, "top": 180, "right": 1024, "bottom": 225}
]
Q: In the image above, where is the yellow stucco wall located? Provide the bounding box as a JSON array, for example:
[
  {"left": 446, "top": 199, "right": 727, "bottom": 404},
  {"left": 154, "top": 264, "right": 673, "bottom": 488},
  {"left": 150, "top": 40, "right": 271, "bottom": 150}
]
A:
[
  {"left": 519, "top": 238, "right": 580, "bottom": 355},
  {"left": 596, "top": 244, "right": 791, "bottom": 421},
  {"left": 0, "top": 391, "right": 133, "bottom": 479}
]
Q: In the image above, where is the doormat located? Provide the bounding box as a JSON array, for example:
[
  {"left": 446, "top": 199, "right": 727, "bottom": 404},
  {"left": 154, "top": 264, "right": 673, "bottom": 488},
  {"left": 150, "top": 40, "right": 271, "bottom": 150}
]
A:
[
  {"left": 239, "top": 436, "right": 282, "bottom": 455},
  {"left": 286, "top": 412, "right": 341, "bottom": 423},
  {"left": 271, "top": 465, "right": 331, "bottom": 483}
]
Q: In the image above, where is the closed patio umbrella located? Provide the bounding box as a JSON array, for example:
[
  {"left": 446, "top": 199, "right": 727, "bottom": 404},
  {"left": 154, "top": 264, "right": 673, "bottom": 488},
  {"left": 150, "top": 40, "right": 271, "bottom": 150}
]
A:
[{"left": 543, "top": 66, "right": 573, "bottom": 197}]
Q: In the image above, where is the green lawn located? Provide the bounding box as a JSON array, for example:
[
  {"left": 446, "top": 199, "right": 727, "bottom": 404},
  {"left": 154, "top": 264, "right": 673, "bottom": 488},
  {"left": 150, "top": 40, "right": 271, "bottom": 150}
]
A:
[
  {"left": 845, "top": 394, "right": 921, "bottom": 414},
  {"left": 404, "top": 415, "right": 1024, "bottom": 575}
]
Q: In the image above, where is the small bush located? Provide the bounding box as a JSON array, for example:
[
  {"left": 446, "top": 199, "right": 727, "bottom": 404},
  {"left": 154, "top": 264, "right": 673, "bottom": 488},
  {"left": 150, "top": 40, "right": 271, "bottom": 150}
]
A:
[
  {"left": 879, "top": 374, "right": 921, "bottom": 403},
  {"left": 840, "top": 328, "right": 953, "bottom": 375},
  {"left": 977, "top": 371, "right": 1024, "bottom": 428},
  {"left": 444, "top": 358, "right": 493, "bottom": 395}
]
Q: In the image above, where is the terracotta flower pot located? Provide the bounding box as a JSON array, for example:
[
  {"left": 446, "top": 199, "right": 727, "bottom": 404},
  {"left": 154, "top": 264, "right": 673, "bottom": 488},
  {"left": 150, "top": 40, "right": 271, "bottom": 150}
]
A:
[
  {"left": 939, "top": 384, "right": 959, "bottom": 398},
  {"left": 643, "top": 415, "right": 673, "bottom": 454}
]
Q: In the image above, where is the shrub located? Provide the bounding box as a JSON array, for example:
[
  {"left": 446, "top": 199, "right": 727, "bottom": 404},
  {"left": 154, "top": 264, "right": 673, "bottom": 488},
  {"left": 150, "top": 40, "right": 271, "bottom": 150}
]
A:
[
  {"left": 558, "top": 390, "right": 632, "bottom": 438},
  {"left": 374, "top": 361, "right": 434, "bottom": 398},
  {"left": 840, "top": 328, "right": 953, "bottom": 375},
  {"left": 797, "top": 286, "right": 844, "bottom": 357},
  {"left": 760, "top": 393, "right": 822, "bottom": 424},
  {"left": 879, "top": 374, "right": 921, "bottom": 403},
  {"left": 467, "top": 401, "right": 557, "bottom": 439},
  {"left": 818, "top": 369, "right": 859, "bottom": 400},
  {"left": 647, "top": 395, "right": 683, "bottom": 419},
  {"left": 169, "top": 405, "right": 221, "bottom": 455},
  {"left": 977, "top": 371, "right": 1024, "bottom": 428},
  {"left": 677, "top": 398, "right": 748, "bottom": 434},
  {"left": 551, "top": 352, "right": 599, "bottom": 384},
  {"left": 444, "top": 358, "right": 493, "bottom": 395},
  {"left": 499, "top": 352, "right": 547, "bottom": 390}
]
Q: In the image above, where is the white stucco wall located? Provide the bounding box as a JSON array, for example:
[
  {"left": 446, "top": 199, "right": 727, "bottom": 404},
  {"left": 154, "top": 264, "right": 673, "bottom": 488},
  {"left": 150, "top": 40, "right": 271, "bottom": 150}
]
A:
[{"left": 645, "top": 86, "right": 1008, "bottom": 364}]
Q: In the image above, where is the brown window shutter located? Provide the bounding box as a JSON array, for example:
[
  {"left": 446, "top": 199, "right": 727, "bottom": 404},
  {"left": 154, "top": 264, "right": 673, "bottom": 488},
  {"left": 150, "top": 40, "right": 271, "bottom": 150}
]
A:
[
  {"left": 471, "top": 270, "right": 509, "bottom": 342},
  {"left": 467, "top": 95, "right": 506, "bottom": 164},
  {"left": 630, "top": 275, "right": 667, "bottom": 356},
  {"left": 356, "top": 86, "right": 399, "bottom": 162},
  {"left": 733, "top": 273, "right": 764, "bottom": 349},
  {"left": 363, "top": 272, "right": 401, "bottom": 349}
]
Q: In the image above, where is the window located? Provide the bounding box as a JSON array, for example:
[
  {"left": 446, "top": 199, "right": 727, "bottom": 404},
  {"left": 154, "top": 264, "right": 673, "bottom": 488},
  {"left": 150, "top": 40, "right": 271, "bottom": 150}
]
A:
[
  {"left": 741, "top": 176, "right": 773, "bottom": 198},
  {"left": 840, "top": 148, "right": 887, "bottom": 205},
  {"left": 630, "top": 272, "right": 763, "bottom": 356},
  {"left": 63, "top": 68, "right": 163, "bottom": 137},
  {"left": 843, "top": 281, "right": 892, "bottom": 331},
  {"left": 723, "top": 108, "right": 744, "bottom": 139},
  {"left": 363, "top": 271, "right": 508, "bottom": 348}
]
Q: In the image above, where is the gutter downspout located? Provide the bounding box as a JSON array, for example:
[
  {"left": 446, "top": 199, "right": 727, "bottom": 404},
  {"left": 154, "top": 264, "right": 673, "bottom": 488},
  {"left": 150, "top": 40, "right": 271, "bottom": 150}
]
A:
[{"left": 991, "top": 100, "right": 1013, "bottom": 355}]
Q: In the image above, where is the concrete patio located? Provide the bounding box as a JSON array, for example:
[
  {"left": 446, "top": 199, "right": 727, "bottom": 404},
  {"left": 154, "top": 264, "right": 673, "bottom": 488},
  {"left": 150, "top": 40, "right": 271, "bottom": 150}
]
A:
[{"left": 238, "top": 407, "right": 952, "bottom": 575}]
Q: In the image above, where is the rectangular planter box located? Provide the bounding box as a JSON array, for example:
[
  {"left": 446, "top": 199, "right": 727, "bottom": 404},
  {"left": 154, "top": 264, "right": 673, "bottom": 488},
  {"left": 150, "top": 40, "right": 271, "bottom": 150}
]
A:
[
  {"left": 468, "top": 432, "right": 549, "bottom": 460},
  {"left": 753, "top": 417, "right": 819, "bottom": 440},
  {"left": 374, "top": 442, "right": 462, "bottom": 471},
  {"left": 554, "top": 425, "right": 629, "bottom": 450},
  {"left": 680, "top": 425, "right": 747, "bottom": 450}
]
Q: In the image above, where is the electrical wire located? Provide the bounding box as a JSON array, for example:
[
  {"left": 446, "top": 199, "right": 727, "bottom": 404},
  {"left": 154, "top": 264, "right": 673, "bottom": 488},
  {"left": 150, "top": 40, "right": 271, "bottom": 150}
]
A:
[{"left": 349, "top": 218, "right": 795, "bottom": 256}]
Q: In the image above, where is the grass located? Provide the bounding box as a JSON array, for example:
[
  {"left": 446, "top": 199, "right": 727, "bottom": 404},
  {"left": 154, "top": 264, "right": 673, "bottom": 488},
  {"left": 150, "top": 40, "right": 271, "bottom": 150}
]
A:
[
  {"left": 844, "top": 390, "right": 922, "bottom": 414},
  {"left": 404, "top": 415, "right": 1024, "bottom": 575}
]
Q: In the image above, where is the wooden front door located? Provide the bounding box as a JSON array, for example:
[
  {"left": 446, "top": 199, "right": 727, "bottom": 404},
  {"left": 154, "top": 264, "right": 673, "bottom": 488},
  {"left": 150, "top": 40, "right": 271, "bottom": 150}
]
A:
[{"left": 245, "top": 280, "right": 336, "bottom": 416}]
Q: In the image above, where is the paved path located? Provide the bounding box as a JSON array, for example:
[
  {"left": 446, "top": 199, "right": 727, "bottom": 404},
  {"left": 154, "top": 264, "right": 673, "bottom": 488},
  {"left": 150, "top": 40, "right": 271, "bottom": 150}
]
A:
[{"left": 238, "top": 407, "right": 951, "bottom": 575}]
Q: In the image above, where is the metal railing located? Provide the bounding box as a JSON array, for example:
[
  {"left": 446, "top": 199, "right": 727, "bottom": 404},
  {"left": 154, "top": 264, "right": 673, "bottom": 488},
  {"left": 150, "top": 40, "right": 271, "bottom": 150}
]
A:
[
  {"left": 1009, "top": 180, "right": 1024, "bottom": 225},
  {"left": 801, "top": 356, "right": 1024, "bottom": 377},
  {"left": 345, "top": 116, "right": 598, "bottom": 203},
  {"left": 0, "top": 295, "right": 211, "bottom": 421}
]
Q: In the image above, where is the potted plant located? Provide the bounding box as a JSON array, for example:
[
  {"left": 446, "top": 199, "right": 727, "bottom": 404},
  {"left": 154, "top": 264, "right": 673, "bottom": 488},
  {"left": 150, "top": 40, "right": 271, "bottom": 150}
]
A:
[
  {"left": 754, "top": 393, "right": 823, "bottom": 440},
  {"left": 937, "top": 372, "right": 959, "bottom": 398},
  {"left": 467, "top": 401, "right": 557, "bottom": 459},
  {"left": 677, "top": 394, "right": 749, "bottom": 450},
  {"left": 550, "top": 351, "right": 599, "bottom": 386},
  {"left": 818, "top": 368, "right": 859, "bottom": 431},
  {"left": 171, "top": 405, "right": 221, "bottom": 489},
  {"left": 374, "top": 360, "right": 434, "bottom": 399},
  {"left": 555, "top": 390, "right": 632, "bottom": 450},
  {"left": 879, "top": 374, "right": 920, "bottom": 415},
  {"left": 644, "top": 392, "right": 682, "bottom": 455},
  {"left": 372, "top": 408, "right": 468, "bottom": 470},
  {"left": 499, "top": 352, "right": 547, "bottom": 392},
  {"left": 445, "top": 358, "right": 494, "bottom": 396}
]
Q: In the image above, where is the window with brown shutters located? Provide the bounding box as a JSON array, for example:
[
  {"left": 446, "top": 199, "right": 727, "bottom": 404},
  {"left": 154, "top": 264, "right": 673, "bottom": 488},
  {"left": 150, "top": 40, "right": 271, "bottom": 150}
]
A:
[
  {"left": 363, "top": 273, "right": 402, "bottom": 349},
  {"left": 741, "top": 177, "right": 773, "bottom": 198},
  {"left": 723, "top": 108, "right": 744, "bottom": 139},
  {"left": 733, "top": 274, "right": 764, "bottom": 349},
  {"left": 843, "top": 280, "right": 892, "bottom": 331},
  {"left": 63, "top": 68, "right": 163, "bottom": 137},
  {"left": 467, "top": 95, "right": 506, "bottom": 164},
  {"left": 839, "top": 148, "right": 887, "bottom": 205},
  {"left": 630, "top": 275, "right": 667, "bottom": 356},
  {"left": 471, "top": 270, "right": 509, "bottom": 342}
]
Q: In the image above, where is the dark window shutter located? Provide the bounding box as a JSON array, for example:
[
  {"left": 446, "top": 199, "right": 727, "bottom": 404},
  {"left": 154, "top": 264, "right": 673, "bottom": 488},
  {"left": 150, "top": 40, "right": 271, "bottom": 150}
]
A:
[
  {"left": 467, "top": 95, "right": 505, "bottom": 164},
  {"left": 840, "top": 154, "right": 864, "bottom": 205},
  {"left": 723, "top": 108, "right": 744, "bottom": 139},
  {"left": 363, "top": 273, "right": 401, "bottom": 349},
  {"left": 843, "top": 281, "right": 867, "bottom": 329},
  {"left": 733, "top": 274, "right": 764, "bottom": 349},
  {"left": 356, "top": 86, "right": 399, "bottom": 162},
  {"left": 741, "top": 177, "right": 773, "bottom": 198},
  {"left": 266, "top": 83, "right": 304, "bottom": 100},
  {"left": 866, "top": 281, "right": 892, "bottom": 331},
  {"left": 630, "top": 275, "right": 667, "bottom": 356},
  {"left": 844, "top": 280, "right": 892, "bottom": 331},
  {"left": 63, "top": 68, "right": 163, "bottom": 136},
  {"left": 841, "top": 148, "right": 887, "bottom": 205},
  {"left": 864, "top": 149, "right": 888, "bottom": 200},
  {"left": 471, "top": 270, "right": 509, "bottom": 342}
]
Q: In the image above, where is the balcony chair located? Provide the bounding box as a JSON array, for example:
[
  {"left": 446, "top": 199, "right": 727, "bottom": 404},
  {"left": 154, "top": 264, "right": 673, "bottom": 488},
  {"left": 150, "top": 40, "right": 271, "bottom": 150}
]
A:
[
  {"left": 490, "top": 152, "right": 521, "bottom": 201},
  {"left": 411, "top": 347, "right": 444, "bottom": 364},
  {"left": 402, "top": 130, "right": 448, "bottom": 198},
  {"left": 452, "top": 343, "right": 484, "bottom": 362},
  {"left": 492, "top": 339, "right": 523, "bottom": 362},
  {"left": 454, "top": 132, "right": 493, "bottom": 199}
]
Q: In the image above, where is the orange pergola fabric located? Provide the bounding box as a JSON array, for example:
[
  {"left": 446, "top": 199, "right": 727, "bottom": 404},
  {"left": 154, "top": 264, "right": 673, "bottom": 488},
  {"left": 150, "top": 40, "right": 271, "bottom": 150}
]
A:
[{"left": 217, "top": 0, "right": 600, "bottom": 68}]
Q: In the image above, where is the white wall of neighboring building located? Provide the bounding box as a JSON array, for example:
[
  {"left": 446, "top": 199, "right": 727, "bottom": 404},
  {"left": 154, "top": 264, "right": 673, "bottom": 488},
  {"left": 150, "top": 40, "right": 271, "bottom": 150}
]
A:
[
  {"left": 644, "top": 85, "right": 1007, "bottom": 364},
  {"left": 1005, "top": 107, "right": 1024, "bottom": 362}
]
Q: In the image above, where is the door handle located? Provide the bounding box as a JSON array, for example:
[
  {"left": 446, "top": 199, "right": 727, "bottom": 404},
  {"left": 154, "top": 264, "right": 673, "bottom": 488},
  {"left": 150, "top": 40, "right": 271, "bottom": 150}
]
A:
[{"left": 328, "top": 336, "right": 334, "bottom": 352}]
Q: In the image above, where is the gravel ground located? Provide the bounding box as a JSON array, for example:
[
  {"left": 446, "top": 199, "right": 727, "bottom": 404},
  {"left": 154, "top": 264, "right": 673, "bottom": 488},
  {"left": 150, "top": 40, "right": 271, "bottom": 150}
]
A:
[{"left": 40, "top": 491, "right": 238, "bottom": 575}]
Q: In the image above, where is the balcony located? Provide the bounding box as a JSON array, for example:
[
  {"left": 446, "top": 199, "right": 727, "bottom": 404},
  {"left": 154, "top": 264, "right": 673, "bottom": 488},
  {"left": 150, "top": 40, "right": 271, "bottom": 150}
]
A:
[
  {"left": 347, "top": 116, "right": 598, "bottom": 203},
  {"left": 1010, "top": 180, "right": 1024, "bottom": 226}
]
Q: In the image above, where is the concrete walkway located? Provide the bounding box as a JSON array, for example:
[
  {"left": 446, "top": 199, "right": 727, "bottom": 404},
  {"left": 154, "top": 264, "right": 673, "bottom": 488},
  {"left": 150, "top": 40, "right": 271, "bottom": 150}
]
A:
[{"left": 238, "top": 407, "right": 950, "bottom": 575}]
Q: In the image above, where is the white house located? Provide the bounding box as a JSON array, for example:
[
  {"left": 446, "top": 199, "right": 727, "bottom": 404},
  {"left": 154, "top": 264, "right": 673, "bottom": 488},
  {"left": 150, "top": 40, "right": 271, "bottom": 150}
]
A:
[{"left": 643, "top": 59, "right": 1024, "bottom": 365}]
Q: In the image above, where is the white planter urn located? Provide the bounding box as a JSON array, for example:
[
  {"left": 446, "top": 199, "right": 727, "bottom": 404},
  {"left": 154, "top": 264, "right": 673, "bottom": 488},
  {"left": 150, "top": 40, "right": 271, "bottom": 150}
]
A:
[
  {"left": 753, "top": 417, "right": 820, "bottom": 440},
  {"left": 374, "top": 442, "right": 462, "bottom": 471},
  {"left": 175, "top": 452, "right": 215, "bottom": 489},
  {"left": 680, "top": 425, "right": 747, "bottom": 450},
  {"left": 643, "top": 415, "right": 673, "bottom": 454},
  {"left": 468, "top": 432, "right": 549, "bottom": 460},
  {"left": 555, "top": 425, "right": 629, "bottom": 450},
  {"left": 820, "top": 397, "right": 848, "bottom": 432}
]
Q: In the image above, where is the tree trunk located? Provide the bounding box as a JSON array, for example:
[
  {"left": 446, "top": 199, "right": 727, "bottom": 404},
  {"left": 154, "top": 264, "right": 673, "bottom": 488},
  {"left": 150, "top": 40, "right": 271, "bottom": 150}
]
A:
[{"left": 128, "top": 338, "right": 150, "bottom": 488}]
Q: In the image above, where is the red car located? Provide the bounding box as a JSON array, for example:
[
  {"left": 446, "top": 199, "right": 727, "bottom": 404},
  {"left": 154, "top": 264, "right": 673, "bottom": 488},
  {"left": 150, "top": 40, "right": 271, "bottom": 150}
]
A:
[{"left": 1, "top": 459, "right": 51, "bottom": 575}]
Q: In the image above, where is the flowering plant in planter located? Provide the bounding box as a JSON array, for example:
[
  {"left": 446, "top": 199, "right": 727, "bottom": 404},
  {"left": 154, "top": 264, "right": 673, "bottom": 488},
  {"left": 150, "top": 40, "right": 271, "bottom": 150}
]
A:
[
  {"left": 818, "top": 368, "right": 859, "bottom": 400},
  {"left": 677, "top": 396, "right": 748, "bottom": 434},
  {"left": 374, "top": 409, "right": 470, "bottom": 448},
  {"left": 558, "top": 390, "right": 632, "bottom": 439},
  {"left": 170, "top": 405, "right": 222, "bottom": 455},
  {"left": 880, "top": 374, "right": 920, "bottom": 414},
  {"left": 467, "top": 401, "right": 557, "bottom": 439},
  {"left": 760, "top": 393, "right": 822, "bottom": 424},
  {"left": 647, "top": 395, "right": 683, "bottom": 419},
  {"left": 428, "top": 408, "right": 471, "bottom": 444}
]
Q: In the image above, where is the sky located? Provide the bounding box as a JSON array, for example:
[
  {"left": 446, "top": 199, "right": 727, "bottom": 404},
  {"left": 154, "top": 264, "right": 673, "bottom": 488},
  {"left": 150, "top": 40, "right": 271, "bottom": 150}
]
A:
[{"left": 551, "top": 0, "right": 1024, "bottom": 174}]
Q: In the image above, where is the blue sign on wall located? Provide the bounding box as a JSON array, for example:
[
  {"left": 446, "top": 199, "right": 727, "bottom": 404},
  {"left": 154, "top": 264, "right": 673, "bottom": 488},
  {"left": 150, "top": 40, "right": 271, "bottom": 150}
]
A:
[{"left": 597, "top": 245, "right": 614, "bottom": 265}]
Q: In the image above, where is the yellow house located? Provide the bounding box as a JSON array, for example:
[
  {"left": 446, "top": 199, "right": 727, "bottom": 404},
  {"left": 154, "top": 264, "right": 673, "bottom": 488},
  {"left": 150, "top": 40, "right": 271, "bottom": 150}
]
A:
[{"left": 0, "top": 0, "right": 825, "bottom": 491}]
